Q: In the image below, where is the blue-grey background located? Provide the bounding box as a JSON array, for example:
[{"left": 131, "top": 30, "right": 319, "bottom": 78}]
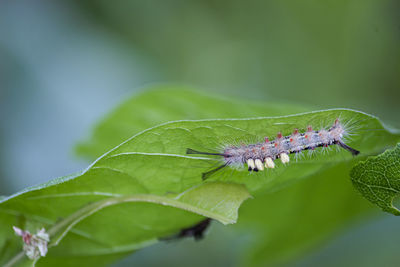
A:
[{"left": 1, "top": 1, "right": 399, "bottom": 266}]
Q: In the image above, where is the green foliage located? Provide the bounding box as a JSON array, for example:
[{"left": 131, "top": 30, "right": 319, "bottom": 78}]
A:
[
  {"left": 76, "top": 86, "right": 309, "bottom": 159},
  {"left": 351, "top": 144, "right": 400, "bottom": 215},
  {"left": 97, "top": 107, "right": 398, "bottom": 194},
  {"left": 236, "top": 160, "right": 373, "bottom": 266},
  {"left": 1, "top": 88, "right": 399, "bottom": 266},
  {"left": 0, "top": 172, "right": 249, "bottom": 266}
]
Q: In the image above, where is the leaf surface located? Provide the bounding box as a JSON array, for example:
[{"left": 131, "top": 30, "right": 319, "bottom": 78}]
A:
[
  {"left": 351, "top": 143, "right": 400, "bottom": 215},
  {"left": 236, "top": 160, "right": 373, "bottom": 266},
  {"left": 76, "top": 86, "right": 309, "bottom": 159},
  {"left": 96, "top": 107, "right": 400, "bottom": 193},
  {"left": 0, "top": 163, "right": 249, "bottom": 266},
  {"left": 1, "top": 88, "right": 399, "bottom": 266}
]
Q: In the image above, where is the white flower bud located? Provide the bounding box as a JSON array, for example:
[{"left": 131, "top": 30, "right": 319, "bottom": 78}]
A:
[{"left": 13, "top": 226, "right": 49, "bottom": 260}]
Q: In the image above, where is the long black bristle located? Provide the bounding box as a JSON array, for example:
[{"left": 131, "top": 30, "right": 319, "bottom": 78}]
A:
[
  {"left": 201, "top": 164, "right": 227, "bottom": 180},
  {"left": 337, "top": 141, "right": 360, "bottom": 156},
  {"left": 186, "top": 148, "right": 225, "bottom": 156}
]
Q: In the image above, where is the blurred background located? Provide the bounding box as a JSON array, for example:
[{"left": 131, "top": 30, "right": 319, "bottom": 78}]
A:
[{"left": 1, "top": 0, "right": 399, "bottom": 266}]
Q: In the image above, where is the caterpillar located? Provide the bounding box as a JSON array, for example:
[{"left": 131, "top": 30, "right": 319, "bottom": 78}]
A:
[{"left": 187, "top": 118, "right": 360, "bottom": 180}]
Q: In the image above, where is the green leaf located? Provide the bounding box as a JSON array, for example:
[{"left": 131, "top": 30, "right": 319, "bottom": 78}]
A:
[
  {"left": 97, "top": 108, "right": 399, "bottom": 193},
  {"left": 2, "top": 88, "right": 399, "bottom": 266},
  {"left": 0, "top": 174, "right": 249, "bottom": 266},
  {"left": 350, "top": 143, "right": 400, "bottom": 215},
  {"left": 75, "top": 88, "right": 398, "bottom": 266},
  {"left": 76, "top": 86, "right": 309, "bottom": 159},
  {"left": 236, "top": 160, "right": 373, "bottom": 266}
]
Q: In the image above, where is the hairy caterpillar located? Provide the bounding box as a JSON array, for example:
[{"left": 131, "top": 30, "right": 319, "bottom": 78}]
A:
[{"left": 187, "top": 118, "right": 359, "bottom": 180}]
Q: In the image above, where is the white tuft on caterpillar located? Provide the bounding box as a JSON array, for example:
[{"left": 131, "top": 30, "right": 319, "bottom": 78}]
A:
[{"left": 187, "top": 118, "right": 360, "bottom": 180}]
